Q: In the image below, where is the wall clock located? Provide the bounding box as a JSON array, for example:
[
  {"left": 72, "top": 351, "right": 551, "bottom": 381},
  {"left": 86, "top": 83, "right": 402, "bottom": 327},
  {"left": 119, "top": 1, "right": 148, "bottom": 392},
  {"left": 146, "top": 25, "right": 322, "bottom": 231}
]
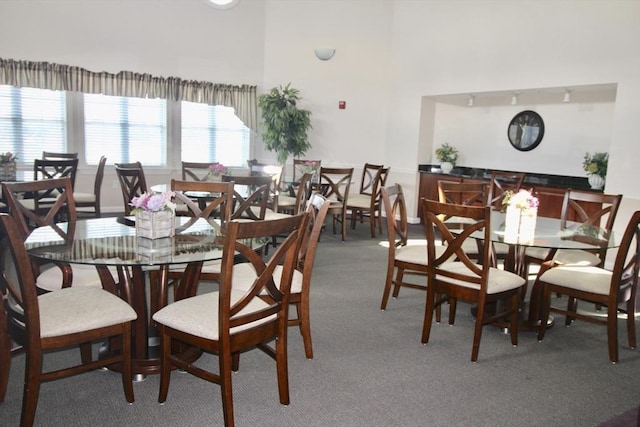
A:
[{"left": 507, "top": 110, "right": 545, "bottom": 151}]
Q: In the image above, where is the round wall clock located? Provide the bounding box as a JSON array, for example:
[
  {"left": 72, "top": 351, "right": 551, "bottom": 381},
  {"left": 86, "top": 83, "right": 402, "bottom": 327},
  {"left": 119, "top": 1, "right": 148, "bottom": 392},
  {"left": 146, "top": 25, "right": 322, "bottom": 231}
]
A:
[{"left": 507, "top": 110, "right": 545, "bottom": 151}]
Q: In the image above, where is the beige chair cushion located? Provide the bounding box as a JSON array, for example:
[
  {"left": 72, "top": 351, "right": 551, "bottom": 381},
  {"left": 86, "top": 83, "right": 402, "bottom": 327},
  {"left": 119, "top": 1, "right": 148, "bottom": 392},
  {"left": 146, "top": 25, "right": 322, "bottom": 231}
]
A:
[
  {"left": 436, "top": 262, "right": 526, "bottom": 294},
  {"left": 73, "top": 192, "right": 95, "bottom": 203},
  {"left": 264, "top": 208, "right": 291, "bottom": 221},
  {"left": 538, "top": 265, "right": 612, "bottom": 295},
  {"left": 347, "top": 193, "right": 372, "bottom": 209},
  {"left": 38, "top": 287, "right": 137, "bottom": 338},
  {"left": 525, "top": 247, "right": 601, "bottom": 267},
  {"left": 153, "top": 290, "right": 274, "bottom": 340},
  {"left": 36, "top": 262, "right": 119, "bottom": 292},
  {"left": 277, "top": 195, "right": 297, "bottom": 207}
]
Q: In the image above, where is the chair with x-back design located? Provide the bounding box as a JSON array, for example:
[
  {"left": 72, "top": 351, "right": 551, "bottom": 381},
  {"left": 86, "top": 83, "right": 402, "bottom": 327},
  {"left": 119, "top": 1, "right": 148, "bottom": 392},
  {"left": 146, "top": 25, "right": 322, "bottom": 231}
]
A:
[
  {"left": 317, "top": 167, "right": 353, "bottom": 241},
  {"left": 114, "top": 162, "right": 148, "bottom": 215}
]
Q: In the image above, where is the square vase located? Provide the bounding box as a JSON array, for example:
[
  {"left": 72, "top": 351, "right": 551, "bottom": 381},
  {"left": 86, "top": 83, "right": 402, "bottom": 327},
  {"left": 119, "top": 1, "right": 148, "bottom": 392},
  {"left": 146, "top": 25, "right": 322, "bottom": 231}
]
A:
[
  {"left": 0, "top": 161, "right": 17, "bottom": 181},
  {"left": 135, "top": 210, "right": 175, "bottom": 240},
  {"left": 504, "top": 205, "right": 537, "bottom": 245},
  {"left": 136, "top": 236, "right": 174, "bottom": 263}
]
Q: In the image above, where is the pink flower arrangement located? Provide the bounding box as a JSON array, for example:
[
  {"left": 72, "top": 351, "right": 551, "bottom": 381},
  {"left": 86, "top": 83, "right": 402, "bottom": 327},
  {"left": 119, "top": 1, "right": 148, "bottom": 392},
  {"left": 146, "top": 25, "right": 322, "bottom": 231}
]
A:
[
  {"left": 0, "top": 152, "right": 17, "bottom": 165},
  {"left": 208, "top": 163, "right": 227, "bottom": 176},
  {"left": 503, "top": 189, "right": 539, "bottom": 210},
  {"left": 129, "top": 191, "right": 176, "bottom": 213}
]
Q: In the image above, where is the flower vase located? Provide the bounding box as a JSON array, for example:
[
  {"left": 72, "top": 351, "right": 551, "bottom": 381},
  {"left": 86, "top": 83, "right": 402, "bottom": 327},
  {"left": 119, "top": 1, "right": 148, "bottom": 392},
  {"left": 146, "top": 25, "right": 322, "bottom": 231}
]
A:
[
  {"left": 588, "top": 174, "right": 605, "bottom": 190},
  {"left": 0, "top": 161, "right": 17, "bottom": 181},
  {"left": 135, "top": 210, "right": 175, "bottom": 240},
  {"left": 504, "top": 205, "right": 537, "bottom": 245},
  {"left": 440, "top": 161, "right": 454, "bottom": 174}
]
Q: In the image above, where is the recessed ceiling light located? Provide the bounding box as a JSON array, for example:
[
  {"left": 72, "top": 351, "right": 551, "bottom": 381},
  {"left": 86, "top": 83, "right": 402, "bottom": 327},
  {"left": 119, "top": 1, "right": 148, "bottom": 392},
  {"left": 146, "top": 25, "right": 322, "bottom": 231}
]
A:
[{"left": 206, "top": 0, "right": 239, "bottom": 10}]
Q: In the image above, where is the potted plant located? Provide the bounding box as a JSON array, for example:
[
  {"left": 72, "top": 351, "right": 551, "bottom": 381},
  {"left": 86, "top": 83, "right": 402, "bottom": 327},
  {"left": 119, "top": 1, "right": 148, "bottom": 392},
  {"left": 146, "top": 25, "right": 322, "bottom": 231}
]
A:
[
  {"left": 582, "top": 152, "right": 608, "bottom": 189},
  {"left": 257, "top": 83, "right": 312, "bottom": 165},
  {"left": 435, "top": 143, "right": 459, "bottom": 174}
]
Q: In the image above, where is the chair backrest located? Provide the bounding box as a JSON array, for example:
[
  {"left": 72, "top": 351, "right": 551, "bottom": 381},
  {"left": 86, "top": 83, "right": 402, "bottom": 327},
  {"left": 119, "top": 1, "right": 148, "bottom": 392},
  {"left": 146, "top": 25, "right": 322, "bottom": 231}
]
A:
[
  {"left": 114, "top": 162, "right": 148, "bottom": 215},
  {"left": 34, "top": 158, "right": 79, "bottom": 190},
  {"left": 370, "top": 167, "right": 390, "bottom": 207},
  {"left": 0, "top": 213, "right": 43, "bottom": 347},
  {"left": 170, "top": 179, "right": 234, "bottom": 225},
  {"left": 438, "top": 181, "right": 488, "bottom": 207},
  {"left": 247, "top": 161, "right": 283, "bottom": 209},
  {"left": 1, "top": 177, "right": 77, "bottom": 239},
  {"left": 318, "top": 167, "right": 354, "bottom": 203},
  {"left": 93, "top": 155, "right": 107, "bottom": 199},
  {"left": 42, "top": 151, "right": 78, "bottom": 160},
  {"left": 182, "top": 161, "right": 217, "bottom": 181},
  {"left": 222, "top": 174, "right": 272, "bottom": 220},
  {"left": 298, "top": 193, "right": 331, "bottom": 273},
  {"left": 293, "top": 159, "right": 321, "bottom": 183},
  {"left": 292, "top": 172, "right": 313, "bottom": 215},
  {"left": 609, "top": 210, "right": 640, "bottom": 300},
  {"left": 358, "top": 163, "right": 384, "bottom": 195},
  {"left": 218, "top": 213, "right": 309, "bottom": 339},
  {"left": 422, "top": 199, "right": 492, "bottom": 289},
  {"left": 488, "top": 171, "right": 526, "bottom": 209},
  {"left": 381, "top": 184, "right": 409, "bottom": 251}
]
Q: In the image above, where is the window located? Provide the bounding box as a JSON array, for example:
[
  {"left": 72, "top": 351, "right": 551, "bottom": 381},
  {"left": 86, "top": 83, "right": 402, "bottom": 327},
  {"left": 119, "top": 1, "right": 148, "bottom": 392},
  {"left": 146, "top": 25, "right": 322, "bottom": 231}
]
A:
[
  {"left": 0, "top": 85, "right": 66, "bottom": 165},
  {"left": 84, "top": 94, "right": 167, "bottom": 165},
  {"left": 181, "top": 101, "right": 250, "bottom": 167}
]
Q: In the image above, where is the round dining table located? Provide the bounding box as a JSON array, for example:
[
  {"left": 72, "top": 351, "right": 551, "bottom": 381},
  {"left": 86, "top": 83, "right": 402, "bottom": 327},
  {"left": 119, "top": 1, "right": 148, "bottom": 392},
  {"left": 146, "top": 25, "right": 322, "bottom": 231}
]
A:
[{"left": 25, "top": 216, "right": 268, "bottom": 379}]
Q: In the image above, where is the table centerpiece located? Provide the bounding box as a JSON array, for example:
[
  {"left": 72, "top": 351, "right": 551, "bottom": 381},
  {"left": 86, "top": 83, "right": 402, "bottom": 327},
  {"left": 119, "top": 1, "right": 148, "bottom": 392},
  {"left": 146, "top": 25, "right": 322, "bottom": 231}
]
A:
[
  {"left": 129, "top": 191, "right": 176, "bottom": 239},
  {"left": 502, "top": 189, "right": 539, "bottom": 244}
]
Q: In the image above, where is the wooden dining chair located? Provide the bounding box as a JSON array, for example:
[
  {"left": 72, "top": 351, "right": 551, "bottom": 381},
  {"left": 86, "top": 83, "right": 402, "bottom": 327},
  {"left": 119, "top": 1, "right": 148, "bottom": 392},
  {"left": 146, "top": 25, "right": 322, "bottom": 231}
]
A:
[
  {"left": 421, "top": 199, "right": 526, "bottom": 361},
  {"left": 153, "top": 213, "right": 309, "bottom": 427},
  {"left": 222, "top": 174, "right": 272, "bottom": 221},
  {"left": 74, "top": 155, "right": 107, "bottom": 217},
  {"left": 182, "top": 161, "right": 218, "bottom": 181},
  {"left": 317, "top": 166, "right": 353, "bottom": 241},
  {"left": 41, "top": 151, "right": 78, "bottom": 160},
  {"left": 292, "top": 159, "right": 321, "bottom": 183},
  {"left": 0, "top": 177, "right": 112, "bottom": 293},
  {"left": 34, "top": 157, "right": 79, "bottom": 188},
  {"left": 247, "top": 160, "right": 284, "bottom": 211},
  {"left": 114, "top": 161, "right": 148, "bottom": 215},
  {"left": 347, "top": 166, "right": 390, "bottom": 238},
  {"left": 0, "top": 213, "right": 137, "bottom": 427},
  {"left": 536, "top": 210, "right": 640, "bottom": 363},
  {"left": 488, "top": 171, "right": 526, "bottom": 210},
  {"left": 277, "top": 172, "right": 313, "bottom": 215}
]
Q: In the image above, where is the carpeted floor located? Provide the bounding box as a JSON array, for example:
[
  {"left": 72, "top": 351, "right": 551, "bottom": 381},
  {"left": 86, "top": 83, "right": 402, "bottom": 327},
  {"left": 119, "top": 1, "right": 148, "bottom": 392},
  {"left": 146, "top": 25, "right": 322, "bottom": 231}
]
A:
[{"left": 2, "top": 221, "right": 639, "bottom": 426}]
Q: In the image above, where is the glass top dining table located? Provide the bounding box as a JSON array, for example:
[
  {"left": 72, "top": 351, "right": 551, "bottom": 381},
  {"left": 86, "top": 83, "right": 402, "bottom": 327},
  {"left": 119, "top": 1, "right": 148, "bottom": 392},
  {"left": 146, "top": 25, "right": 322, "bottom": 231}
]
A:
[{"left": 25, "top": 216, "right": 268, "bottom": 378}]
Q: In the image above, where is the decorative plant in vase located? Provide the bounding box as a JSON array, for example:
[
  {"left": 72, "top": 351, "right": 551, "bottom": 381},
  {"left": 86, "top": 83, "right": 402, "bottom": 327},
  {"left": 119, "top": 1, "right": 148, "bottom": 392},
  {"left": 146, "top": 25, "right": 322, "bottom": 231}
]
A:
[
  {"left": 129, "top": 191, "right": 176, "bottom": 239},
  {"left": 0, "top": 151, "right": 17, "bottom": 181},
  {"left": 583, "top": 152, "right": 608, "bottom": 190},
  {"left": 206, "top": 163, "right": 227, "bottom": 180},
  {"left": 435, "top": 143, "right": 459, "bottom": 174},
  {"left": 257, "top": 83, "right": 312, "bottom": 166},
  {"left": 502, "top": 189, "right": 539, "bottom": 244}
]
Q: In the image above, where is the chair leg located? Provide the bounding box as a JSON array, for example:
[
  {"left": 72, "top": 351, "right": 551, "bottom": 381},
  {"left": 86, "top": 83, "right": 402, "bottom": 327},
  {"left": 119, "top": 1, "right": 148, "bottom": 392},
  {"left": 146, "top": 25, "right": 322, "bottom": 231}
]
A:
[
  {"left": 606, "top": 306, "right": 619, "bottom": 363},
  {"left": 565, "top": 297, "right": 577, "bottom": 325},
  {"left": 380, "top": 264, "right": 396, "bottom": 310},
  {"left": 0, "top": 305, "right": 11, "bottom": 402},
  {"left": 471, "top": 300, "right": 485, "bottom": 362},
  {"left": 421, "top": 287, "right": 437, "bottom": 344},
  {"left": 537, "top": 286, "right": 551, "bottom": 341},
  {"left": 298, "top": 299, "right": 314, "bottom": 359},
  {"left": 80, "top": 342, "right": 92, "bottom": 364},
  {"left": 21, "top": 349, "right": 43, "bottom": 427},
  {"left": 448, "top": 297, "right": 457, "bottom": 325},
  {"left": 627, "top": 298, "right": 637, "bottom": 349},
  {"left": 157, "top": 326, "right": 171, "bottom": 403},
  {"left": 392, "top": 269, "right": 404, "bottom": 299},
  {"left": 121, "top": 323, "right": 134, "bottom": 403},
  {"left": 219, "top": 350, "right": 236, "bottom": 427},
  {"left": 275, "top": 331, "right": 290, "bottom": 406},
  {"left": 510, "top": 292, "right": 520, "bottom": 346}
]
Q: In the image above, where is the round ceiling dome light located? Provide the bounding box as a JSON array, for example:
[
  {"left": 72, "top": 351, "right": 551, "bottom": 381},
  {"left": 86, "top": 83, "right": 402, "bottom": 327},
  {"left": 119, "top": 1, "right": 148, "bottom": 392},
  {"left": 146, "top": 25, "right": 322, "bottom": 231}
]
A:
[{"left": 206, "top": 0, "right": 239, "bottom": 9}]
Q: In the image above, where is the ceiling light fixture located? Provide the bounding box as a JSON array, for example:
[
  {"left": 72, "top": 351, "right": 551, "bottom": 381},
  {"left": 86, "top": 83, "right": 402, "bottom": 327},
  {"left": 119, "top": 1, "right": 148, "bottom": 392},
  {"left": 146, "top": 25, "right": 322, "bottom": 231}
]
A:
[
  {"left": 206, "top": 0, "right": 239, "bottom": 9},
  {"left": 511, "top": 93, "right": 519, "bottom": 105},
  {"left": 314, "top": 48, "right": 336, "bottom": 61},
  {"left": 467, "top": 95, "right": 474, "bottom": 107},
  {"left": 563, "top": 89, "right": 571, "bottom": 103}
]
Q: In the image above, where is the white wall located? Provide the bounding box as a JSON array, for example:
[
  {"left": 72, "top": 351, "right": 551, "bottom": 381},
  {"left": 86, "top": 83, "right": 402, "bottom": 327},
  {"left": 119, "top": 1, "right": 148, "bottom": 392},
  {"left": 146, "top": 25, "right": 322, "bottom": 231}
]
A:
[{"left": 1, "top": 0, "right": 638, "bottom": 228}]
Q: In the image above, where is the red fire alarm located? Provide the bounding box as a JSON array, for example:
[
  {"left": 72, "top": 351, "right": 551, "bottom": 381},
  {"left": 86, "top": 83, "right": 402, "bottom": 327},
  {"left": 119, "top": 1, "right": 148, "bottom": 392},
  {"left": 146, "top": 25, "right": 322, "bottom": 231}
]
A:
[{"left": 338, "top": 101, "right": 346, "bottom": 109}]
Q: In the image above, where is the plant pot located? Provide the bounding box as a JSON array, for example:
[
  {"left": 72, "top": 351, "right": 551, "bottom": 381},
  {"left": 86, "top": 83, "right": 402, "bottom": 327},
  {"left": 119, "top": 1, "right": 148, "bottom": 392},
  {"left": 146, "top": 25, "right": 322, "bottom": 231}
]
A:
[
  {"left": 0, "top": 161, "right": 17, "bottom": 181},
  {"left": 440, "top": 161, "right": 454, "bottom": 174},
  {"left": 588, "top": 174, "right": 605, "bottom": 190}
]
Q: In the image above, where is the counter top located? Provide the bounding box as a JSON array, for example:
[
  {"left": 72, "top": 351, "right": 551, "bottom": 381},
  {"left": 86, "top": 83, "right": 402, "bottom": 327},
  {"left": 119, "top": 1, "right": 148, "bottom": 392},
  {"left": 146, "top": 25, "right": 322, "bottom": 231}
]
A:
[{"left": 418, "top": 165, "right": 595, "bottom": 192}]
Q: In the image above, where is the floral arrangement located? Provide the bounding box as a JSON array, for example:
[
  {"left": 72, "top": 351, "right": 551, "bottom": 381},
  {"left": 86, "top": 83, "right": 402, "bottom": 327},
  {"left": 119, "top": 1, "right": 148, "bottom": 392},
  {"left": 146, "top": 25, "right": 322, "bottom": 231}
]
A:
[
  {"left": 582, "top": 152, "right": 608, "bottom": 178},
  {"left": 435, "top": 143, "right": 459, "bottom": 165},
  {"left": 129, "top": 191, "right": 176, "bottom": 214},
  {"left": 302, "top": 160, "right": 320, "bottom": 173},
  {"left": 502, "top": 189, "right": 539, "bottom": 210},
  {"left": 207, "top": 163, "right": 227, "bottom": 178},
  {"left": 0, "top": 152, "right": 17, "bottom": 164}
]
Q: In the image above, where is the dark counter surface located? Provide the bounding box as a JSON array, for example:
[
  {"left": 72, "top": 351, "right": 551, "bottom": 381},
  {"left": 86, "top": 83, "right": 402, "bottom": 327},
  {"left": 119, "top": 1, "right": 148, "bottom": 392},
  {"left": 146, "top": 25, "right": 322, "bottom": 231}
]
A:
[{"left": 418, "top": 164, "right": 595, "bottom": 192}]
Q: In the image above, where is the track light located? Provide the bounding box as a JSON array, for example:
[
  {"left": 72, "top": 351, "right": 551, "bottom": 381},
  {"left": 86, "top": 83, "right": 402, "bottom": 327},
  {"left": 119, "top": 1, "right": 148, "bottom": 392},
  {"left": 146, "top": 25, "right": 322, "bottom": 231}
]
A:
[
  {"left": 467, "top": 95, "right": 474, "bottom": 107},
  {"left": 563, "top": 89, "right": 571, "bottom": 103},
  {"left": 511, "top": 93, "right": 518, "bottom": 105}
]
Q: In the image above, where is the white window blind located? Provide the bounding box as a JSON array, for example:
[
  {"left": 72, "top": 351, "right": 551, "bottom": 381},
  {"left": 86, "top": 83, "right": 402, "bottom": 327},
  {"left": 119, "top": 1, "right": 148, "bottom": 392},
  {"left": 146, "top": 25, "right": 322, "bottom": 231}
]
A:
[
  {"left": 84, "top": 94, "right": 167, "bottom": 165},
  {"left": 0, "top": 85, "right": 66, "bottom": 165},
  {"left": 181, "top": 101, "right": 249, "bottom": 167}
]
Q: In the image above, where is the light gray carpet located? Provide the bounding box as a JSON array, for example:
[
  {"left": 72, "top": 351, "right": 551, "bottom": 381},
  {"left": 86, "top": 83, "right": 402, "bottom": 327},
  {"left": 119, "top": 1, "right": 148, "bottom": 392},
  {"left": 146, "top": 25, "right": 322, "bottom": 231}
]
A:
[{"left": 2, "top": 223, "right": 639, "bottom": 426}]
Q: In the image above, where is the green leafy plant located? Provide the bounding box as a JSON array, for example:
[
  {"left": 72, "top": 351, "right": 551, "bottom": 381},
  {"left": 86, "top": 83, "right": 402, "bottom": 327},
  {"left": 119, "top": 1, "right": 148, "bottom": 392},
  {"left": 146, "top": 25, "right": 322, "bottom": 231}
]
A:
[
  {"left": 582, "top": 152, "right": 608, "bottom": 178},
  {"left": 435, "top": 143, "right": 459, "bottom": 165},
  {"left": 257, "top": 83, "right": 312, "bottom": 165}
]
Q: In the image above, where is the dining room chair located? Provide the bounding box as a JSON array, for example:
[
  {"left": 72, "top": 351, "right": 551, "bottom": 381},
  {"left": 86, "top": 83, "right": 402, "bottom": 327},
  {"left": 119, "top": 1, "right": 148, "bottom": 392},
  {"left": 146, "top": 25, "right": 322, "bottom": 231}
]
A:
[
  {"left": 277, "top": 172, "right": 313, "bottom": 215},
  {"left": 292, "top": 159, "right": 321, "bottom": 183},
  {"left": 152, "top": 213, "right": 309, "bottom": 427},
  {"left": 0, "top": 213, "right": 137, "bottom": 427},
  {"left": 317, "top": 166, "right": 353, "bottom": 241},
  {"left": 74, "top": 155, "right": 107, "bottom": 218},
  {"left": 41, "top": 151, "right": 78, "bottom": 160},
  {"left": 536, "top": 210, "right": 640, "bottom": 363},
  {"left": 524, "top": 190, "right": 623, "bottom": 274},
  {"left": 34, "top": 157, "right": 79, "bottom": 188},
  {"left": 182, "top": 161, "right": 218, "bottom": 181},
  {"left": 347, "top": 166, "right": 390, "bottom": 238},
  {"left": 487, "top": 171, "right": 526, "bottom": 210},
  {"left": 0, "top": 177, "right": 114, "bottom": 293},
  {"left": 222, "top": 174, "right": 272, "bottom": 221},
  {"left": 380, "top": 184, "right": 432, "bottom": 310},
  {"left": 247, "top": 159, "right": 284, "bottom": 211},
  {"left": 114, "top": 161, "right": 148, "bottom": 215},
  {"left": 421, "top": 199, "right": 526, "bottom": 361}
]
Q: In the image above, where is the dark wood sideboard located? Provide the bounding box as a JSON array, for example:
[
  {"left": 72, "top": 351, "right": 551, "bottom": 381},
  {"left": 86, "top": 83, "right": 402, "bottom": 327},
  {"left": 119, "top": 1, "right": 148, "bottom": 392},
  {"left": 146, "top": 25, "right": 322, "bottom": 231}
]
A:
[{"left": 417, "top": 165, "right": 600, "bottom": 223}]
